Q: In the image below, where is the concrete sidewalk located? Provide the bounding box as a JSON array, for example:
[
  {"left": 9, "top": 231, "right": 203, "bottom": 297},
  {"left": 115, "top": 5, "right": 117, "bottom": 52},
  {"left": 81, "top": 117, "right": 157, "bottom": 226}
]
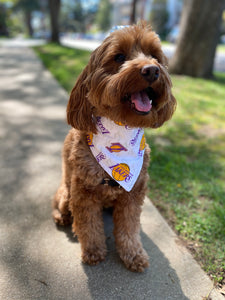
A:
[{"left": 0, "top": 45, "right": 223, "bottom": 300}]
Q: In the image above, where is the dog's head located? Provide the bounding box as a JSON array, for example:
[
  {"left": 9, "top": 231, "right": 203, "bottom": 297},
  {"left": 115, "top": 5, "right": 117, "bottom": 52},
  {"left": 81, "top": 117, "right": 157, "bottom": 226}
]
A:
[{"left": 67, "top": 22, "right": 176, "bottom": 133}]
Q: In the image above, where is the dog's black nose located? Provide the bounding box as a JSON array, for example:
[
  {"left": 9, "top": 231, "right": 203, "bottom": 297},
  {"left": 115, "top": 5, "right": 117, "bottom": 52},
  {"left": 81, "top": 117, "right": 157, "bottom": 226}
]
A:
[{"left": 141, "top": 65, "right": 160, "bottom": 83}]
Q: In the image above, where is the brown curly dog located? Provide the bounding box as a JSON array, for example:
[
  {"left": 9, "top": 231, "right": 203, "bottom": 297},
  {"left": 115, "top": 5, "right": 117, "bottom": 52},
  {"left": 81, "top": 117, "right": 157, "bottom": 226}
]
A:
[{"left": 52, "top": 22, "right": 176, "bottom": 272}]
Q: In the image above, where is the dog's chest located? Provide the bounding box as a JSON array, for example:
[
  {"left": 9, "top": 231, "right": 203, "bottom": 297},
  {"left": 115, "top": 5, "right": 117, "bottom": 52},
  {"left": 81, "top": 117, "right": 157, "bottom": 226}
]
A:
[{"left": 87, "top": 117, "right": 146, "bottom": 191}]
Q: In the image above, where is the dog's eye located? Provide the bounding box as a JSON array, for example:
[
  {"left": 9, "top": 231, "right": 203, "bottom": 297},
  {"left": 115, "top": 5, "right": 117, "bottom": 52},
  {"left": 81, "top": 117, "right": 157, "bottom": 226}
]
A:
[{"left": 114, "top": 54, "right": 126, "bottom": 63}]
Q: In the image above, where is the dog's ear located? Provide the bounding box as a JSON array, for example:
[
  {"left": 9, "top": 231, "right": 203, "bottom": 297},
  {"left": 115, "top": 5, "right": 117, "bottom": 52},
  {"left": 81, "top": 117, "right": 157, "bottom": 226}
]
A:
[{"left": 67, "top": 65, "right": 96, "bottom": 133}]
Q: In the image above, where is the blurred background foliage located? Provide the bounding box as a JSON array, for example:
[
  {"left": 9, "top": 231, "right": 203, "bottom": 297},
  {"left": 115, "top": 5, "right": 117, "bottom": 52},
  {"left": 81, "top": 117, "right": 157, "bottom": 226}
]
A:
[
  {"left": 0, "top": 0, "right": 223, "bottom": 41},
  {"left": 0, "top": 0, "right": 225, "bottom": 78}
]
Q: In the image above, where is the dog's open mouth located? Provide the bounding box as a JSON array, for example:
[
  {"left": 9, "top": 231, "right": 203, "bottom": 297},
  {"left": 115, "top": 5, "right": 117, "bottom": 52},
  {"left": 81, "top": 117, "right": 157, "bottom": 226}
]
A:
[{"left": 123, "top": 87, "right": 157, "bottom": 115}]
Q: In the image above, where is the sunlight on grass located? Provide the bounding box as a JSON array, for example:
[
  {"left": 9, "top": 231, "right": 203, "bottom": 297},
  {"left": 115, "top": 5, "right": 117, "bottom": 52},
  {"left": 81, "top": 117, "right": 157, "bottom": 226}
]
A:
[
  {"left": 34, "top": 43, "right": 225, "bottom": 285},
  {"left": 33, "top": 43, "right": 91, "bottom": 92},
  {"left": 217, "top": 44, "right": 225, "bottom": 53},
  {"left": 146, "top": 73, "right": 225, "bottom": 283}
]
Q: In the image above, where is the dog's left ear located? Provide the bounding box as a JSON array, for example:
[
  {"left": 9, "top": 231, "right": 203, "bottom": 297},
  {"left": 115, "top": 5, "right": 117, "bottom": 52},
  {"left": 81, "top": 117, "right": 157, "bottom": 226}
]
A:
[{"left": 66, "top": 65, "right": 96, "bottom": 133}]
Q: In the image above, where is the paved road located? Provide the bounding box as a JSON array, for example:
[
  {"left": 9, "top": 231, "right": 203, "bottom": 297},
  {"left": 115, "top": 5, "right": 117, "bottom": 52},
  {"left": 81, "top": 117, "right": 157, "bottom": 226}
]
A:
[
  {"left": 61, "top": 37, "right": 225, "bottom": 73},
  {"left": 2, "top": 37, "right": 225, "bottom": 73},
  {"left": 0, "top": 42, "right": 223, "bottom": 300}
]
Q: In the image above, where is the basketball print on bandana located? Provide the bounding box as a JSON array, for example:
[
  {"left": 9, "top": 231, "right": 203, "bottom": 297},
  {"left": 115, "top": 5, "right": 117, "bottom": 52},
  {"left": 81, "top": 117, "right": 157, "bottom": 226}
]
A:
[
  {"left": 110, "top": 163, "right": 132, "bottom": 182},
  {"left": 87, "top": 117, "right": 145, "bottom": 191},
  {"left": 140, "top": 134, "right": 146, "bottom": 151},
  {"left": 87, "top": 133, "right": 94, "bottom": 147}
]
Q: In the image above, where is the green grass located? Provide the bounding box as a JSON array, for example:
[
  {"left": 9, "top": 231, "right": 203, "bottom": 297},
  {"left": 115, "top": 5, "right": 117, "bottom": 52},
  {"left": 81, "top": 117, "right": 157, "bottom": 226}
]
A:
[
  {"left": 34, "top": 43, "right": 91, "bottom": 92},
  {"left": 34, "top": 43, "right": 225, "bottom": 286},
  {"left": 146, "top": 74, "right": 225, "bottom": 285},
  {"left": 217, "top": 44, "right": 225, "bottom": 53}
]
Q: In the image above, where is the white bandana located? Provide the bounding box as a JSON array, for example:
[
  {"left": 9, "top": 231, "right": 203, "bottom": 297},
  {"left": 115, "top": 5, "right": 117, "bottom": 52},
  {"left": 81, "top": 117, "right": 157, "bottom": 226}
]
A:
[{"left": 87, "top": 117, "right": 145, "bottom": 191}]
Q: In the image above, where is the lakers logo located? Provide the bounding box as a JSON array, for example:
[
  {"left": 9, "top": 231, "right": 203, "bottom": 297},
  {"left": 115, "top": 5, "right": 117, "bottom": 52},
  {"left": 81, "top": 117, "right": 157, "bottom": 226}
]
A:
[
  {"left": 110, "top": 163, "right": 132, "bottom": 182},
  {"left": 139, "top": 134, "right": 146, "bottom": 151},
  {"left": 87, "top": 133, "right": 94, "bottom": 147},
  {"left": 106, "top": 143, "right": 127, "bottom": 153}
]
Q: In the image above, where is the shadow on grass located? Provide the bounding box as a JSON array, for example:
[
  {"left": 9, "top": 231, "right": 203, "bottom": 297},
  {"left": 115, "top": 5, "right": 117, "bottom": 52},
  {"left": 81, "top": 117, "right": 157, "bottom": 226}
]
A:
[{"left": 214, "top": 72, "right": 225, "bottom": 84}]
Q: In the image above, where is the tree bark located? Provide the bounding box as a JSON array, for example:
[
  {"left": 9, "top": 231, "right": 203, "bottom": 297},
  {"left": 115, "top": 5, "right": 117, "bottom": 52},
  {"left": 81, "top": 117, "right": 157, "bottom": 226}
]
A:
[
  {"left": 49, "top": 0, "right": 61, "bottom": 43},
  {"left": 130, "top": 0, "right": 138, "bottom": 24},
  {"left": 0, "top": 4, "right": 9, "bottom": 36},
  {"left": 169, "top": 0, "right": 225, "bottom": 78},
  {"left": 25, "top": 11, "right": 33, "bottom": 37}
]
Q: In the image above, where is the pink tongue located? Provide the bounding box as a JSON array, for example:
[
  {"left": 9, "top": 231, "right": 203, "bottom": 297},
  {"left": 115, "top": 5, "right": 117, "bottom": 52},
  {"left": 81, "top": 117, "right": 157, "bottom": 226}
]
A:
[{"left": 131, "top": 91, "right": 152, "bottom": 113}]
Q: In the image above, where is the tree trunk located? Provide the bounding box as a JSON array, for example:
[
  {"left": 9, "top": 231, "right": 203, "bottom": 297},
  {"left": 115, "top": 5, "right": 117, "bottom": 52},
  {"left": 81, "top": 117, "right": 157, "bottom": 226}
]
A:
[
  {"left": 25, "top": 11, "right": 33, "bottom": 37},
  {"left": 49, "top": 0, "right": 61, "bottom": 43},
  {"left": 130, "top": 0, "right": 138, "bottom": 24},
  {"left": 169, "top": 0, "right": 225, "bottom": 78},
  {"left": 0, "top": 4, "right": 9, "bottom": 36}
]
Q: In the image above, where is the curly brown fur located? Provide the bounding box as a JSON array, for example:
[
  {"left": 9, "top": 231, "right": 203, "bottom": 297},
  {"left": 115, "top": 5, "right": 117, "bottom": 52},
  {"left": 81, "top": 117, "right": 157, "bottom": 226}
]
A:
[{"left": 52, "top": 22, "right": 176, "bottom": 272}]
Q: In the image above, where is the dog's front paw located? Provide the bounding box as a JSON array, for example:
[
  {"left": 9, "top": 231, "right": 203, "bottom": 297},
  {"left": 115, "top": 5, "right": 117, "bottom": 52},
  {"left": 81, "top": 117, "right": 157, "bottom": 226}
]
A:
[
  {"left": 82, "top": 248, "right": 107, "bottom": 266},
  {"left": 120, "top": 248, "right": 149, "bottom": 272}
]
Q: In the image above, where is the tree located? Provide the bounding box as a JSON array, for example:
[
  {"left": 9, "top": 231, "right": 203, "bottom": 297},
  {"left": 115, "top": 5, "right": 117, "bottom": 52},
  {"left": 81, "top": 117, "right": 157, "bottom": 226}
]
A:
[
  {"left": 0, "top": 3, "right": 9, "bottom": 36},
  {"left": 60, "top": 0, "right": 85, "bottom": 32},
  {"left": 13, "top": 0, "right": 40, "bottom": 37},
  {"left": 49, "top": 0, "right": 61, "bottom": 43},
  {"left": 130, "top": 0, "right": 138, "bottom": 24},
  {"left": 73, "top": 0, "right": 85, "bottom": 32},
  {"left": 149, "top": 0, "right": 168, "bottom": 39},
  {"left": 169, "top": 0, "right": 225, "bottom": 78},
  {"left": 96, "top": 0, "right": 111, "bottom": 31}
]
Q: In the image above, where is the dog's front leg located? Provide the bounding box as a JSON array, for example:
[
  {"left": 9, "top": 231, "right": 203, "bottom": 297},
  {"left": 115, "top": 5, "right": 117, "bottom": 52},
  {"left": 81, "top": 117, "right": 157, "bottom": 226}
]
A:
[
  {"left": 113, "top": 195, "right": 149, "bottom": 272},
  {"left": 70, "top": 187, "right": 107, "bottom": 266}
]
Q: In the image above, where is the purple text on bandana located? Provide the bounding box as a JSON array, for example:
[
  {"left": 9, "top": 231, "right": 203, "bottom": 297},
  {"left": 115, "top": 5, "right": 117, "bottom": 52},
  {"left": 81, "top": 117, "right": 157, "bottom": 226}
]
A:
[
  {"left": 130, "top": 129, "right": 141, "bottom": 146},
  {"left": 138, "top": 150, "right": 144, "bottom": 157},
  {"left": 96, "top": 117, "right": 110, "bottom": 134},
  {"left": 96, "top": 152, "right": 106, "bottom": 162},
  {"left": 125, "top": 174, "right": 133, "bottom": 182}
]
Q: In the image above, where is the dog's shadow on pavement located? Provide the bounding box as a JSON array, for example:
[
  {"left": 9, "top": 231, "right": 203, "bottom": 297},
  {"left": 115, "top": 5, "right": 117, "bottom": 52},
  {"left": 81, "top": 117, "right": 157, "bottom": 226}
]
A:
[
  {"left": 54, "top": 207, "right": 114, "bottom": 244},
  {"left": 56, "top": 208, "right": 189, "bottom": 299},
  {"left": 55, "top": 223, "right": 78, "bottom": 243},
  {"left": 80, "top": 208, "right": 189, "bottom": 300},
  {"left": 53, "top": 207, "right": 188, "bottom": 299}
]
